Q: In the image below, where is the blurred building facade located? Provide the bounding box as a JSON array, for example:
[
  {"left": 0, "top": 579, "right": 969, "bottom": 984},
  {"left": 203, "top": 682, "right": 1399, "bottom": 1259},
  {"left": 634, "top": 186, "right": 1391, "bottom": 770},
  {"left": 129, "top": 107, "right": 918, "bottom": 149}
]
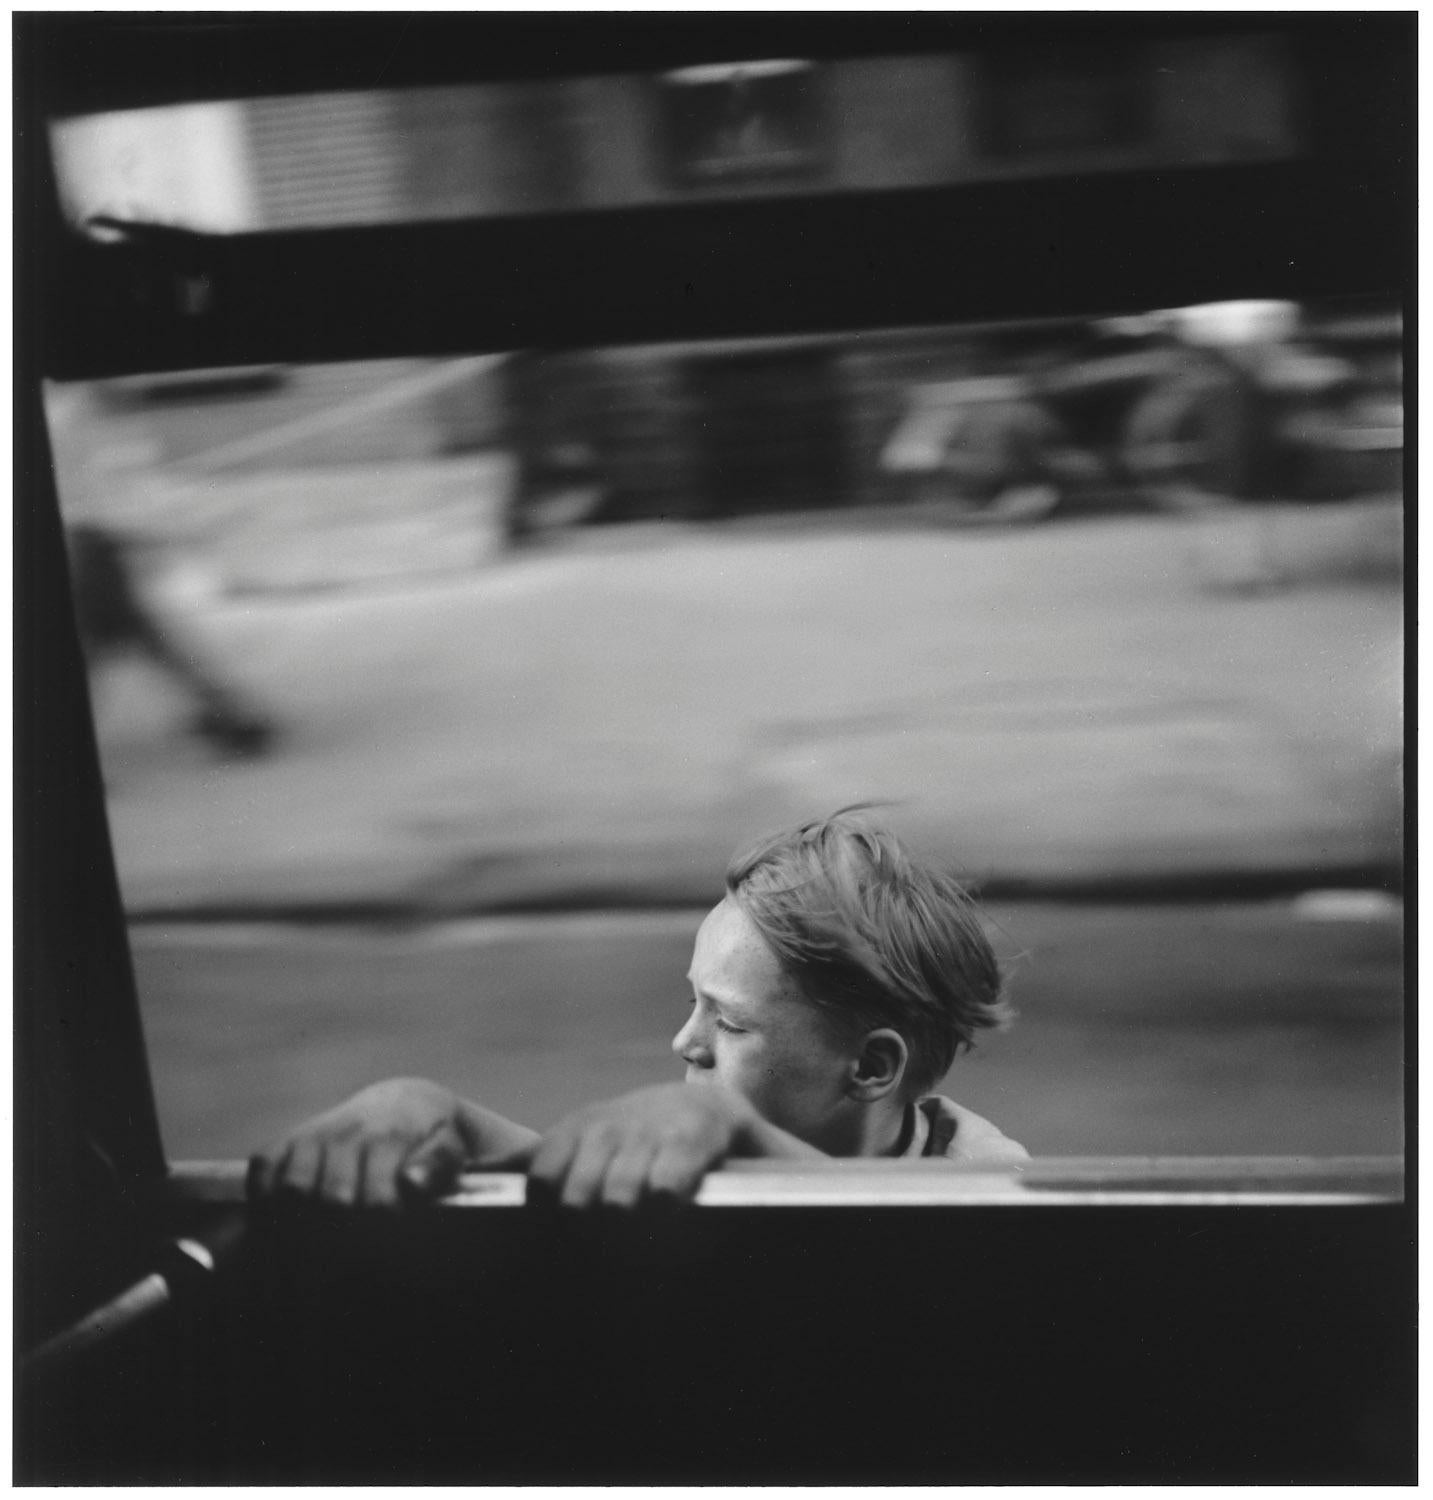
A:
[
  {"left": 52, "top": 34, "right": 1404, "bottom": 558},
  {"left": 229, "top": 38, "right": 1307, "bottom": 528},
  {"left": 228, "top": 37, "right": 1300, "bottom": 227}
]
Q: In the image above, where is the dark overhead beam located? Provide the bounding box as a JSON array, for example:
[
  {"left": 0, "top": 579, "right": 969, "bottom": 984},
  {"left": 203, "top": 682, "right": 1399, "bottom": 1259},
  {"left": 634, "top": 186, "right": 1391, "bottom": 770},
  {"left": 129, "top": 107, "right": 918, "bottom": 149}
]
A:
[
  {"left": 19, "top": 12, "right": 1412, "bottom": 130},
  {"left": 42, "top": 163, "right": 1407, "bottom": 379}
]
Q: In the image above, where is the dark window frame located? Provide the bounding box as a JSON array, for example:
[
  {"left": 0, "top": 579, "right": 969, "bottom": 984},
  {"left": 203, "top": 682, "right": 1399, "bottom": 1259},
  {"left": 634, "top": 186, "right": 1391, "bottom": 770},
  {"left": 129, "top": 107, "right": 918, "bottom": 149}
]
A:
[{"left": 15, "top": 20, "right": 1413, "bottom": 1481}]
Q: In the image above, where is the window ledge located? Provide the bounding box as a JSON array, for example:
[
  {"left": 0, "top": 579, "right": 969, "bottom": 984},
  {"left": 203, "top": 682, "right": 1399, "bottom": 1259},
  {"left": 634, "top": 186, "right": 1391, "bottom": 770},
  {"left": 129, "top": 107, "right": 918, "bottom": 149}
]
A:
[{"left": 165, "top": 1154, "right": 1404, "bottom": 1209}]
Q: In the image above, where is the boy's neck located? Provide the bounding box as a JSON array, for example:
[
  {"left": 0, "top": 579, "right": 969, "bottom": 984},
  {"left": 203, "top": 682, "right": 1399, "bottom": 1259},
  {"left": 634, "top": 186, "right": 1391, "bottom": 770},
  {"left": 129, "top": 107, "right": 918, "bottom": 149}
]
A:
[{"left": 819, "top": 1095, "right": 910, "bottom": 1159}]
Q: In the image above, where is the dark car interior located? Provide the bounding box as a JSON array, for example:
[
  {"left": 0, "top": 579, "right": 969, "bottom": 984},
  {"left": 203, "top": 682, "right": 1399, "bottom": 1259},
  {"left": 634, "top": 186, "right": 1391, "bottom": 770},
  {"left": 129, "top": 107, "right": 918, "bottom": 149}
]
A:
[{"left": 16, "top": 14, "right": 1412, "bottom": 1484}]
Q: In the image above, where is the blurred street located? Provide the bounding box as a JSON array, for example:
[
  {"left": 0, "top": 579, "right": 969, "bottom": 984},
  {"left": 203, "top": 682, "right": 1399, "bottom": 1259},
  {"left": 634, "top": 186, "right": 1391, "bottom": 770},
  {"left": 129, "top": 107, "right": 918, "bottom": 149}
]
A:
[
  {"left": 52, "top": 324, "right": 1404, "bottom": 1166},
  {"left": 83, "top": 493, "right": 1405, "bottom": 1163},
  {"left": 98, "top": 501, "right": 1402, "bottom": 914}
]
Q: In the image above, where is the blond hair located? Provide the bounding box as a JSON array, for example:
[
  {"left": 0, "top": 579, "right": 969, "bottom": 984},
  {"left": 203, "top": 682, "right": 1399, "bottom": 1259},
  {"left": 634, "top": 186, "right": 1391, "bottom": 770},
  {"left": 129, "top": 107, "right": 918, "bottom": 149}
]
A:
[{"left": 726, "top": 811, "right": 1010, "bottom": 1095}]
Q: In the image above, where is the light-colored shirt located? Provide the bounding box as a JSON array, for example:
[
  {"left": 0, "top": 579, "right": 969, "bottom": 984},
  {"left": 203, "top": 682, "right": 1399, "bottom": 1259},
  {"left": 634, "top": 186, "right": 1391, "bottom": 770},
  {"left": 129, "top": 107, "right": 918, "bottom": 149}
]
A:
[{"left": 902, "top": 1094, "right": 1029, "bottom": 1164}]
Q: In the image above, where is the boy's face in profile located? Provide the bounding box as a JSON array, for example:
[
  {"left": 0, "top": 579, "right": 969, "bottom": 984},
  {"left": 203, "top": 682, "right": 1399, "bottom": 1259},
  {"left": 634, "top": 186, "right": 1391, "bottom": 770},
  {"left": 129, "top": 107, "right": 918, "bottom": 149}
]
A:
[{"left": 673, "top": 897, "right": 857, "bottom": 1151}]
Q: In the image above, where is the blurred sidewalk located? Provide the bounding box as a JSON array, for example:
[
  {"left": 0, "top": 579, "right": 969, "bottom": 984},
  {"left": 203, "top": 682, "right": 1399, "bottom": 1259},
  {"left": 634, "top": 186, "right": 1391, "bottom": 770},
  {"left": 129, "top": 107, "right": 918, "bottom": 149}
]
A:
[{"left": 96, "top": 501, "right": 1403, "bottom": 916}]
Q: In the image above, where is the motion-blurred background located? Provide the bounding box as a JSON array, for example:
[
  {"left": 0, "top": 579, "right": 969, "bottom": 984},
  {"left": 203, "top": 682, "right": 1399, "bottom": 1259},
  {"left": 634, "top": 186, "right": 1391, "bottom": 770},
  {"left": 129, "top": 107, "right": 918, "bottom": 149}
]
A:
[{"left": 44, "top": 34, "right": 1403, "bottom": 1161}]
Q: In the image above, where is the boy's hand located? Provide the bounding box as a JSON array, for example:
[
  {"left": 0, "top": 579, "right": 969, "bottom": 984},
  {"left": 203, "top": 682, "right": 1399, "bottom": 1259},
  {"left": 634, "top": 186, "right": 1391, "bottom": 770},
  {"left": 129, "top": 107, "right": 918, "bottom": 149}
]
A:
[
  {"left": 528, "top": 1083, "right": 758, "bottom": 1209},
  {"left": 248, "top": 1077, "right": 532, "bottom": 1209}
]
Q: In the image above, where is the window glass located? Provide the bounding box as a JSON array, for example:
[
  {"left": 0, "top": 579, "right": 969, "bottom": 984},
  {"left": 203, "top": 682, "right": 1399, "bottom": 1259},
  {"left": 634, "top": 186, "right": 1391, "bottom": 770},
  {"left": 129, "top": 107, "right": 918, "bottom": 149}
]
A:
[{"left": 45, "top": 295, "right": 1402, "bottom": 1162}]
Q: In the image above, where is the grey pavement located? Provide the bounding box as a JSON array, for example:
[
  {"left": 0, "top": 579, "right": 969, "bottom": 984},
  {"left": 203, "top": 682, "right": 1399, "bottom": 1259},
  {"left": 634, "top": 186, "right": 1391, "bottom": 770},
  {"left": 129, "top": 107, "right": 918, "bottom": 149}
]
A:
[{"left": 96, "top": 499, "right": 1403, "bottom": 916}]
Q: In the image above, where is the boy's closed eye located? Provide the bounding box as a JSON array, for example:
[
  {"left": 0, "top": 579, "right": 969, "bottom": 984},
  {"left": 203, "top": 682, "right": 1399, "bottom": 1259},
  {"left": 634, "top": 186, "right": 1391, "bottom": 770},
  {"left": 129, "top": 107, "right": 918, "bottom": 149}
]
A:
[{"left": 685, "top": 993, "right": 749, "bottom": 1035}]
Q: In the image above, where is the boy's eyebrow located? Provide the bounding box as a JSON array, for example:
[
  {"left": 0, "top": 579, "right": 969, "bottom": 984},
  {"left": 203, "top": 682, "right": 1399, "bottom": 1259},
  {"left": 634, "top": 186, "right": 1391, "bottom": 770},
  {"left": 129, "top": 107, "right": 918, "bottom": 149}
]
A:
[{"left": 687, "top": 979, "right": 754, "bottom": 1015}]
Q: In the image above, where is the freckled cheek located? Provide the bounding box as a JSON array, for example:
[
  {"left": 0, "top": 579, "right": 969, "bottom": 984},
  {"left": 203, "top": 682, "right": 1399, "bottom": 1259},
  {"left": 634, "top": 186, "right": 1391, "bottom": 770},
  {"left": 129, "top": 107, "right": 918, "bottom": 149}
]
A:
[
  {"left": 720, "top": 1035, "right": 825, "bottom": 1110},
  {"left": 747, "top": 1044, "right": 825, "bottom": 1102},
  {"left": 718, "top": 1039, "right": 784, "bottom": 1098}
]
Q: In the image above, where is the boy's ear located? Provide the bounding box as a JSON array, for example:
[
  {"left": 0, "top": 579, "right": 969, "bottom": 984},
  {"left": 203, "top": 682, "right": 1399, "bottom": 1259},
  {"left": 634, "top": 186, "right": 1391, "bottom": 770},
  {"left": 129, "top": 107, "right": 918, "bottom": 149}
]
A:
[{"left": 847, "top": 1028, "right": 909, "bottom": 1102}]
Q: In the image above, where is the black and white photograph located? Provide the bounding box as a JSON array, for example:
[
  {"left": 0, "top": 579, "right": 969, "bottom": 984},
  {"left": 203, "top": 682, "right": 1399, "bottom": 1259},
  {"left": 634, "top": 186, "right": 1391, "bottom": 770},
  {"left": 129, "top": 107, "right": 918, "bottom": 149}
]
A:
[{"left": 15, "top": 12, "right": 1412, "bottom": 1484}]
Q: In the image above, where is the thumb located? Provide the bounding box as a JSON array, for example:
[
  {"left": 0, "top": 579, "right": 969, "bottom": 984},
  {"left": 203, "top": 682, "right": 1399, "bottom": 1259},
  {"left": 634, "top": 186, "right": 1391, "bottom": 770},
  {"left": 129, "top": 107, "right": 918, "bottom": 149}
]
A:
[{"left": 399, "top": 1121, "right": 468, "bottom": 1201}]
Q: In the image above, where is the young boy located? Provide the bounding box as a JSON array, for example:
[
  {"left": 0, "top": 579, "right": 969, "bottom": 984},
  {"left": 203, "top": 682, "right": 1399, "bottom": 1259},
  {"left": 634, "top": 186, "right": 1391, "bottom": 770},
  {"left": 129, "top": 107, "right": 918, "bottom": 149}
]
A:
[{"left": 249, "top": 812, "right": 1027, "bottom": 1210}]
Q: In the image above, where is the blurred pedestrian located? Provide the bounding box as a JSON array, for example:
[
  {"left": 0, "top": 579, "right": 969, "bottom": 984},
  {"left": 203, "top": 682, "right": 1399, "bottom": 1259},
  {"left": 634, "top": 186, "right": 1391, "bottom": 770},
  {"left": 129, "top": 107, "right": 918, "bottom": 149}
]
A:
[
  {"left": 1120, "top": 300, "right": 1363, "bottom": 591},
  {"left": 68, "top": 522, "right": 275, "bottom": 757}
]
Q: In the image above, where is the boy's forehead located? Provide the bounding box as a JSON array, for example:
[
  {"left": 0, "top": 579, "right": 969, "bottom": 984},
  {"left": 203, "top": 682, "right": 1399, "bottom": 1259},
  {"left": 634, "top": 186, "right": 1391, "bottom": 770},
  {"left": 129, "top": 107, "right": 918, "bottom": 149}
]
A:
[{"left": 689, "top": 897, "right": 788, "bottom": 998}]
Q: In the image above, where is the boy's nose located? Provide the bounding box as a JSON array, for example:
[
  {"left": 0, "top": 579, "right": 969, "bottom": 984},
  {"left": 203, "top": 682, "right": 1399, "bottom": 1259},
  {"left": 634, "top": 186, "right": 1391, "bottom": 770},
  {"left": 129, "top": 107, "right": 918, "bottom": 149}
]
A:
[{"left": 672, "top": 1015, "right": 712, "bottom": 1067}]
